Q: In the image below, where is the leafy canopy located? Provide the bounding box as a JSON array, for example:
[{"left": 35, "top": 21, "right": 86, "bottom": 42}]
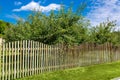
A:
[{"left": 5, "top": 4, "right": 89, "bottom": 45}]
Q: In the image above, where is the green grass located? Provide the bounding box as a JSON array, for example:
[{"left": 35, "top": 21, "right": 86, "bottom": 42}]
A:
[{"left": 16, "top": 61, "right": 120, "bottom": 80}]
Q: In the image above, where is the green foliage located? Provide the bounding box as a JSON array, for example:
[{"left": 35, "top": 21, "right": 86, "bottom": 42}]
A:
[
  {"left": 4, "top": 4, "right": 89, "bottom": 45},
  {"left": 16, "top": 61, "right": 120, "bottom": 80},
  {"left": 4, "top": 19, "right": 31, "bottom": 41},
  {"left": 3, "top": 3, "right": 120, "bottom": 45},
  {"left": 0, "top": 20, "right": 10, "bottom": 37},
  {"left": 89, "top": 20, "right": 117, "bottom": 44},
  {"left": 111, "top": 31, "right": 120, "bottom": 46}
]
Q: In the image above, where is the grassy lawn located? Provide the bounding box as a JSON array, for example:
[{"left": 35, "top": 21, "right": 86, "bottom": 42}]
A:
[{"left": 16, "top": 61, "right": 120, "bottom": 80}]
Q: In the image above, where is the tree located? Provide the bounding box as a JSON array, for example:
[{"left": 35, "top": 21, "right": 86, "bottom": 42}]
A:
[
  {"left": 0, "top": 20, "right": 10, "bottom": 37},
  {"left": 89, "top": 20, "right": 116, "bottom": 44},
  {"left": 27, "top": 5, "right": 89, "bottom": 45},
  {"left": 4, "top": 19, "right": 31, "bottom": 41},
  {"left": 5, "top": 4, "right": 90, "bottom": 45}
]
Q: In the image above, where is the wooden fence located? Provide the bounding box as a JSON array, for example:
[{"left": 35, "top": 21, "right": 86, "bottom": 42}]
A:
[{"left": 0, "top": 40, "right": 120, "bottom": 80}]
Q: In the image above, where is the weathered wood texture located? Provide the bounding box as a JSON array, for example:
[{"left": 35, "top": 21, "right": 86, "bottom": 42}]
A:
[{"left": 0, "top": 40, "right": 120, "bottom": 80}]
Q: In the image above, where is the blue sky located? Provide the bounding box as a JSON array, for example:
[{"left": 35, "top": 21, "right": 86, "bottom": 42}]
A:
[
  {"left": 0, "top": 0, "right": 120, "bottom": 26},
  {"left": 0, "top": 0, "right": 89, "bottom": 23}
]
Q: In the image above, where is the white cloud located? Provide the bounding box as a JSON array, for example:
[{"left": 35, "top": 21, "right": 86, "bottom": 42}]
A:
[
  {"left": 13, "top": 1, "right": 61, "bottom": 12},
  {"left": 86, "top": 0, "right": 120, "bottom": 26},
  {"left": 14, "top": 1, "right": 22, "bottom": 6}
]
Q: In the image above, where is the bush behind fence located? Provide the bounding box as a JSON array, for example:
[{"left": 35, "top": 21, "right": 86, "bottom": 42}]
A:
[{"left": 0, "top": 40, "right": 120, "bottom": 80}]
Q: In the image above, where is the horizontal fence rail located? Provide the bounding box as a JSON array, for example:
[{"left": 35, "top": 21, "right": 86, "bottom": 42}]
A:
[{"left": 0, "top": 40, "right": 120, "bottom": 80}]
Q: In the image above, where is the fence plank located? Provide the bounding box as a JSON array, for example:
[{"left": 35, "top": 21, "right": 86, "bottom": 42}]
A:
[
  {"left": 25, "top": 40, "right": 27, "bottom": 76},
  {"left": 41, "top": 43, "right": 43, "bottom": 73},
  {"left": 34, "top": 42, "right": 36, "bottom": 75},
  {"left": 36, "top": 42, "right": 39, "bottom": 74},
  {"left": 2, "top": 41, "right": 5, "bottom": 80},
  {"left": 0, "top": 40, "right": 2, "bottom": 80},
  {"left": 5, "top": 43, "right": 8, "bottom": 80},
  {"left": 29, "top": 40, "right": 31, "bottom": 76},
  {"left": 17, "top": 41, "right": 20, "bottom": 78},
  {"left": 22, "top": 41, "right": 24, "bottom": 77},
  {"left": 38, "top": 42, "right": 41, "bottom": 73},
  {"left": 9, "top": 42, "right": 11, "bottom": 80}
]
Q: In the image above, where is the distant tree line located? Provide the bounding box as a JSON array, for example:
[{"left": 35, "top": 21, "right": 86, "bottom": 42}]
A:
[{"left": 1, "top": 4, "right": 120, "bottom": 45}]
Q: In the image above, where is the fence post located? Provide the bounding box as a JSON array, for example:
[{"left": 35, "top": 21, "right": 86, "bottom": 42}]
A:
[
  {"left": 0, "top": 38, "right": 2, "bottom": 80},
  {"left": 0, "top": 38, "right": 4, "bottom": 80}
]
